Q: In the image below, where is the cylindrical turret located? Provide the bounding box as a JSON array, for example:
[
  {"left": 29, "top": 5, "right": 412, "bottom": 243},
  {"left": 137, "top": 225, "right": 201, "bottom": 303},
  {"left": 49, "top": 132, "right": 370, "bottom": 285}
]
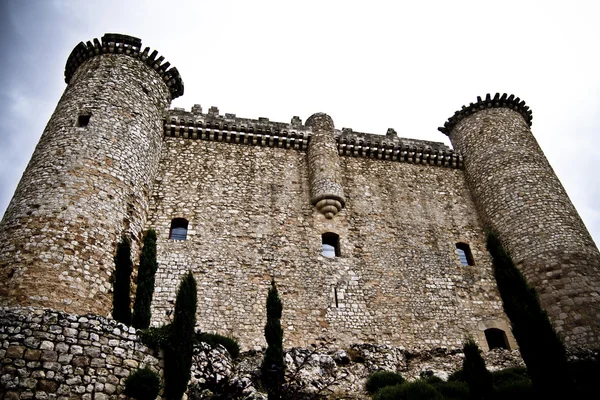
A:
[
  {"left": 0, "top": 34, "right": 183, "bottom": 315},
  {"left": 440, "top": 93, "right": 600, "bottom": 350},
  {"left": 306, "top": 113, "right": 345, "bottom": 218}
]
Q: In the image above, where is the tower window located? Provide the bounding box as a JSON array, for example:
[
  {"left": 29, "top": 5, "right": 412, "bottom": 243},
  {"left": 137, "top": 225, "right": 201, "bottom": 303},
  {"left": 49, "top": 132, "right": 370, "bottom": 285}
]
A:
[
  {"left": 456, "top": 242, "right": 474, "bottom": 266},
  {"left": 322, "top": 232, "right": 340, "bottom": 258},
  {"left": 485, "top": 328, "right": 510, "bottom": 350},
  {"left": 77, "top": 115, "right": 90, "bottom": 127},
  {"left": 169, "top": 218, "right": 189, "bottom": 240}
]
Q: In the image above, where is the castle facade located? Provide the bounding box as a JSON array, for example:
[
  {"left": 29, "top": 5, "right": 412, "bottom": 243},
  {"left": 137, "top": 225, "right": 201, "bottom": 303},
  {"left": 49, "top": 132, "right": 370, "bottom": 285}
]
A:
[{"left": 1, "top": 33, "right": 598, "bottom": 354}]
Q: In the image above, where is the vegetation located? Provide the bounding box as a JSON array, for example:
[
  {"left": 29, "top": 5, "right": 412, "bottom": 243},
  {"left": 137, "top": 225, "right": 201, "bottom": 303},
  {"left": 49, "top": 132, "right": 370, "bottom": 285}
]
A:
[
  {"left": 372, "top": 380, "right": 442, "bottom": 400},
  {"left": 132, "top": 229, "right": 158, "bottom": 329},
  {"left": 365, "top": 371, "right": 405, "bottom": 395},
  {"left": 164, "top": 271, "right": 197, "bottom": 400},
  {"left": 196, "top": 332, "right": 240, "bottom": 359},
  {"left": 261, "top": 279, "right": 285, "bottom": 400},
  {"left": 112, "top": 236, "right": 132, "bottom": 325},
  {"left": 124, "top": 367, "right": 161, "bottom": 400},
  {"left": 139, "top": 324, "right": 172, "bottom": 350},
  {"left": 462, "top": 338, "right": 493, "bottom": 400},
  {"left": 486, "top": 231, "right": 572, "bottom": 399},
  {"left": 430, "top": 381, "right": 470, "bottom": 400}
]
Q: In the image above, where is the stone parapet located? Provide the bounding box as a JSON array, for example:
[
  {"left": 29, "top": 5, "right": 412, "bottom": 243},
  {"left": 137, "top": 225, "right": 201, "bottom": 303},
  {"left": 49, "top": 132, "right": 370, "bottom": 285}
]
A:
[
  {"left": 65, "top": 33, "right": 184, "bottom": 99},
  {"left": 164, "top": 108, "right": 461, "bottom": 168}
]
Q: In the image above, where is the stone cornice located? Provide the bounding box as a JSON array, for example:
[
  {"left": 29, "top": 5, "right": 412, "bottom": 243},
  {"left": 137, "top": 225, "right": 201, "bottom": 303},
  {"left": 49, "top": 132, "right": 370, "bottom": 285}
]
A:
[
  {"left": 438, "top": 93, "right": 532, "bottom": 135},
  {"left": 164, "top": 108, "right": 462, "bottom": 169},
  {"left": 65, "top": 33, "right": 184, "bottom": 99}
]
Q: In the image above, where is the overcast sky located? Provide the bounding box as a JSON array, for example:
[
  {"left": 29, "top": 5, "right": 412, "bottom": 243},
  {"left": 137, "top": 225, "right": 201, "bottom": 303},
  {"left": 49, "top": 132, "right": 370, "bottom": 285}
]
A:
[{"left": 1, "top": 0, "right": 599, "bottom": 245}]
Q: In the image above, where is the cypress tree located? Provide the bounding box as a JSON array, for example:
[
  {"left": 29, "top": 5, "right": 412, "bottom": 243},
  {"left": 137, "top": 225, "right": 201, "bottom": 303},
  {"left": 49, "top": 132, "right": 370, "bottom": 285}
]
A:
[
  {"left": 486, "top": 231, "right": 572, "bottom": 399},
  {"left": 112, "top": 236, "right": 132, "bottom": 325},
  {"left": 164, "top": 271, "right": 197, "bottom": 400},
  {"left": 462, "top": 337, "right": 493, "bottom": 400},
  {"left": 261, "top": 279, "right": 285, "bottom": 400},
  {"left": 132, "top": 229, "right": 158, "bottom": 329}
]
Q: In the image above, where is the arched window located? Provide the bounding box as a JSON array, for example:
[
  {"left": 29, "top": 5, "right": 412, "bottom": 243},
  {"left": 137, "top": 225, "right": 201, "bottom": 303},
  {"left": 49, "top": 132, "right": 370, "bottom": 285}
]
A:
[
  {"left": 485, "top": 328, "right": 510, "bottom": 350},
  {"left": 456, "top": 242, "right": 474, "bottom": 266},
  {"left": 322, "top": 233, "right": 340, "bottom": 258},
  {"left": 169, "top": 218, "right": 189, "bottom": 240}
]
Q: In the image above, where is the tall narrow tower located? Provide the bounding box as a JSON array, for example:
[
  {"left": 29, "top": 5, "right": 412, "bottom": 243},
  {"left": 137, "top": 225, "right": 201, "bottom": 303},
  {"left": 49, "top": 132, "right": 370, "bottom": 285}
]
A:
[
  {"left": 440, "top": 93, "right": 600, "bottom": 351},
  {"left": 0, "top": 34, "right": 183, "bottom": 315}
]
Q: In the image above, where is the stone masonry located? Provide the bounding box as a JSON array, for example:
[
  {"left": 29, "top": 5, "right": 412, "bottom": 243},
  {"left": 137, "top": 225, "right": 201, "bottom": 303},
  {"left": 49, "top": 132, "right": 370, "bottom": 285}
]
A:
[{"left": 0, "top": 34, "right": 599, "bottom": 392}]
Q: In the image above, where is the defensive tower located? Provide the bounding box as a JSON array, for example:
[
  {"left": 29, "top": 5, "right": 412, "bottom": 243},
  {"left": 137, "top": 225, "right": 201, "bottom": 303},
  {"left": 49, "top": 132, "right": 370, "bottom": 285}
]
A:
[
  {"left": 0, "top": 34, "right": 183, "bottom": 315},
  {"left": 440, "top": 93, "right": 600, "bottom": 350}
]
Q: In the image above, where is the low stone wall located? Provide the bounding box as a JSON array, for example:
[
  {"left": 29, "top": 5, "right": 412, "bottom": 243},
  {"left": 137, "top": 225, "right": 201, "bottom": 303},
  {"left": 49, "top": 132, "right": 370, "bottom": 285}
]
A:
[
  {"left": 1, "top": 307, "right": 525, "bottom": 400},
  {"left": 0, "top": 307, "right": 161, "bottom": 400}
]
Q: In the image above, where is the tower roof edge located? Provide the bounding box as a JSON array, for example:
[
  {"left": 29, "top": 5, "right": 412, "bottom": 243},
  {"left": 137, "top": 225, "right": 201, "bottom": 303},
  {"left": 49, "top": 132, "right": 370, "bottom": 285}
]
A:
[
  {"left": 64, "top": 33, "right": 184, "bottom": 99},
  {"left": 438, "top": 93, "right": 533, "bottom": 135}
]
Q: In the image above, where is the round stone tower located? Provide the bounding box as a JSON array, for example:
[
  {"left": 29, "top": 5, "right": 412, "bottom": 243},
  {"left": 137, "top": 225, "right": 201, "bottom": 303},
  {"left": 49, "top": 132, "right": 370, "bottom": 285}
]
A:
[
  {"left": 0, "top": 34, "right": 183, "bottom": 315},
  {"left": 440, "top": 93, "right": 600, "bottom": 351},
  {"left": 305, "top": 113, "right": 345, "bottom": 218}
]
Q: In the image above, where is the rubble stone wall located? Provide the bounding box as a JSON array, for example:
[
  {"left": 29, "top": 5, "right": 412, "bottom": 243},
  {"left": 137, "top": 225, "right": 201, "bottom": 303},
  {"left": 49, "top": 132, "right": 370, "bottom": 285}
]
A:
[
  {"left": 147, "top": 137, "right": 511, "bottom": 351},
  {"left": 0, "top": 307, "right": 161, "bottom": 400},
  {"left": 448, "top": 107, "right": 600, "bottom": 350},
  {"left": 0, "top": 52, "right": 171, "bottom": 316}
]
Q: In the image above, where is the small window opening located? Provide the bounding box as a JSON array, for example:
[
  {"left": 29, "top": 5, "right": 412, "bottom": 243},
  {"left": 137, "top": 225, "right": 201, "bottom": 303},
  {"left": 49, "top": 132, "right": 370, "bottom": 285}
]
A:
[
  {"left": 334, "top": 287, "right": 339, "bottom": 308},
  {"left": 456, "top": 242, "right": 474, "bottom": 266},
  {"left": 77, "top": 115, "right": 91, "bottom": 127},
  {"left": 322, "top": 232, "right": 340, "bottom": 258},
  {"left": 485, "top": 328, "right": 510, "bottom": 350},
  {"left": 169, "top": 218, "right": 189, "bottom": 240}
]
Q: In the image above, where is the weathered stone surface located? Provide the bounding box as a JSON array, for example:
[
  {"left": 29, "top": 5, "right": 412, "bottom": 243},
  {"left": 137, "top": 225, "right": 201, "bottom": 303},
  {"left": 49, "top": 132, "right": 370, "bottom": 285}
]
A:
[{"left": 447, "top": 106, "right": 600, "bottom": 350}]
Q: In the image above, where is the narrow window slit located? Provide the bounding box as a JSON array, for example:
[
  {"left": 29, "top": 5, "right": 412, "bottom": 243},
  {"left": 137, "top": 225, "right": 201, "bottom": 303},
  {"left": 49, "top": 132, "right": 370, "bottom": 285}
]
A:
[{"left": 334, "top": 287, "right": 339, "bottom": 308}]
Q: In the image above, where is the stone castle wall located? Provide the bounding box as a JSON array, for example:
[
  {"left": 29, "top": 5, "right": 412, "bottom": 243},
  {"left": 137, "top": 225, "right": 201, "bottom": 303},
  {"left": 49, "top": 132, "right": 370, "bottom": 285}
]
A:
[
  {"left": 0, "top": 44, "right": 173, "bottom": 315},
  {"left": 147, "top": 125, "right": 512, "bottom": 350},
  {"left": 446, "top": 105, "right": 600, "bottom": 350}
]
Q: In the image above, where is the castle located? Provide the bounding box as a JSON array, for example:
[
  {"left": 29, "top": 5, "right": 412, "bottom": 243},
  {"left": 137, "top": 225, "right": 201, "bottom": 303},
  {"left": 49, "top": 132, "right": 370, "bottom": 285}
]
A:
[{"left": 1, "top": 33, "right": 599, "bottom": 357}]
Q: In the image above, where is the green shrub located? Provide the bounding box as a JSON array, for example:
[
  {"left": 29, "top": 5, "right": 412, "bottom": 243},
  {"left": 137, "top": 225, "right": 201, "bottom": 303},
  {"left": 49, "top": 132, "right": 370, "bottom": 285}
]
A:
[
  {"left": 113, "top": 236, "right": 132, "bottom": 325},
  {"left": 196, "top": 332, "right": 240, "bottom": 359},
  {"left": 431, "top": 381, "right": 469, "bottom": 400},
  {"left": 494, "top": 379, "right": 533, "bottom": 400},
  {"left": 448, "top": 369, "right": 464, "bottom": 382},
  {"left": 490, "top": 367, "right": 529, "bottom": 388},
  {"left": 164, "top": 271, "right": 197, "bottom": 400},
  {"left": 486, "top": 231, "right": 572, "bottom": 399},
  {"left": 124, "top": 367, "right": 161, "bottom": 400},
  {"left": 139, "top": 325, "right": 172, "bottom": 350},
  {"left": 365, "top": 371, "right": 405, "bottom": 395},
  {"left": 462, "top": 338, "right": 493, "bottom": 400},
  {"left": 132, "top": 229, "right": 158, "bottom": 329},
  {"left": 373, "top": 381, "right": 442, "bottom": 400},
  {"left": 261, "top": 279, "right": 285, "bottom": 399}
]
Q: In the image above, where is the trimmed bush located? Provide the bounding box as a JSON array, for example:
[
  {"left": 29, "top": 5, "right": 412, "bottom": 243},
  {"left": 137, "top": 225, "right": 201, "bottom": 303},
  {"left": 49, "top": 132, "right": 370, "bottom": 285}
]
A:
[
  {"left": 365, "top": 371, "right": 405, "bottom": 395},
  {"left": 448, "top": 369, "right": 464, "bottom": 382},
  {"left": 462, "top": 337, "right": 493, "bottom": 400},
  {"left": 431, "top": 381, "right": 470, "bottom": 400},
  {"left": 486, "top": 231, "right": 573, "bottom": 399},
  {"left": 132, "top": 229, "right": 158, "bottom": 329},
  {"left": 373, "top": 381, "right": 442, "bottom": 400},
  {"left": 494, "top": 379, "right": 533, "bottom": 400},
  {"left": 196, "top": 332, "right": 240, "bottom": 359},
  {"left": 164, "top": 271, "right": 197, "bottom": 400},
  {"left": 261, "top": 279, "right": 285, "bottom": 400},
  {"left": 490, "top": 367, "right": 529, "bottom": 388},
  {"left": 139, "top": 325, "right": 172, "bottom": 350},
  {"left": 113, "top": 236, "right": 132, "bottom": 325},
  {"left": 124, "top": 367, "right": 161, "bottom": 400}
]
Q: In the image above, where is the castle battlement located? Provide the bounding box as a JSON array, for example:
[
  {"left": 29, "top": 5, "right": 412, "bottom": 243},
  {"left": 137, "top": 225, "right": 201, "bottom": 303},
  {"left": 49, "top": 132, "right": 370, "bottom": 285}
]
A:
[
  {"left": 165, "top": 108, "right": 462, "bottom": 168},
  {"left": 64, "top": 33, "right": 184, "bottom": 99}
]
